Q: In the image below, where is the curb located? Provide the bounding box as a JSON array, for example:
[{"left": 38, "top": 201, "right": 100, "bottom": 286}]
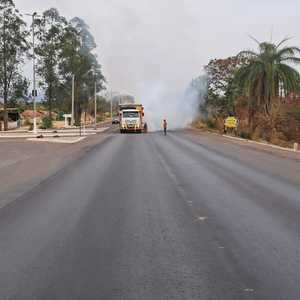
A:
[
  {"left": 221, "top": 134, "right": 300, "bottom": 154},
  {"left": 26, "top": 137, "right": 87, "bottom": 144},
  {"left": 0, "top": 128, "right": 109, "bottom": 139},
  {"left": 0, "top": 133, "right": 96, "bottom": 138},
  {"left": 188, "top": 127, "right": 300, "bottom": 154}
]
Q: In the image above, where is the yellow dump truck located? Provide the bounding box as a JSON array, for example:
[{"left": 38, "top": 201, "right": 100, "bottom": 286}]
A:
[{"left": 119, "top": 103, "right": 145, "bottom": 133}]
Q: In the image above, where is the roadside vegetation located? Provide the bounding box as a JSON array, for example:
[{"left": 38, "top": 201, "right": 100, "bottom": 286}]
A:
[
  {"left": 192, "top": 38, "right": 300, "bottom": 147},
  {"left": 0, "top": 0, "right": 107, "bottom": 130}
]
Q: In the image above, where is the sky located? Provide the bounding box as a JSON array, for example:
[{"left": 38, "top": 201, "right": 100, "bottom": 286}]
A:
[{"left": 15, "top": 0, "right": 300, "bottom": 129}]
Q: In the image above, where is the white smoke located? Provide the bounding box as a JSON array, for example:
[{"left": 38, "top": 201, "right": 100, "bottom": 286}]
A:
[
  {"left": 136, "top": 75, "right": 207, "bottom": 131},
  {"left": 135, "top": 83, "right": 193, "bottom": 131}
]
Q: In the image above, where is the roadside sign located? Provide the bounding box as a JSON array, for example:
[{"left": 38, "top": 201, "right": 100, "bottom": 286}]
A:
[{"left": 225, "top": 117, "right": 238, "bottom": 129}]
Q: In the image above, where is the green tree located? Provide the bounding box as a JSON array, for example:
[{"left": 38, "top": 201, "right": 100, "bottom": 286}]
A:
[
  {"left": 50, "top": 23, "right": 80, "bottom": 113},
  {"left": 34, "top": 8, "right": 69, "bottom": 120},
  {"left": 0, "top": 0, "right": 29, "bottom": 130},
  {"left": 7, "top": 74, "right": 29, "bottom": 107},
  {"left": 58, "top": 27, "right": 94, "bottom": 121},
  {"left": 33, "top": 12, "right": 105, "bottom": 123},
  {"left": 204, "top": 56, "right": 247, "bottom": 118},
  {"left": 70, "top": 17, "right": 96, "bottom": 53},
  {"left": 67, "top": 17, "right": 105, "bottom": 123},
  {"left": 234, "top": 39, "right": 300, "bottom": 131}
]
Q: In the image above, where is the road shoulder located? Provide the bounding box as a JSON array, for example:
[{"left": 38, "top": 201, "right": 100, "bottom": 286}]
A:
[
  {"left": 0, "top": 132, "right": 112, "bottom": 210},
  {"left": 186, "top": 128, "right": 300, "bottom": 161}
]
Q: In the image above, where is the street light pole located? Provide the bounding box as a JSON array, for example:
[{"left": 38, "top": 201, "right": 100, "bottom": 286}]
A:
[
  {"left": 110, "top": 90, "right": 113, "bottom": 120},
  {"left": 94, "top": 80, "right": 97, "bottom": 129},
  {"left": 71, "top": 74, "right": 75, "bottom": 126},
  {"left": 32, "top": 13, "right": 37, "bottom": 133},
  {"left": 26, "top": 12, "right": 38, "bottom": 133}
]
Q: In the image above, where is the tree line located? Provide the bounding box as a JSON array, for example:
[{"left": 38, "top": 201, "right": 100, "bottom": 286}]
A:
[
  {"left": 0, "top": 0, "right": 105, "bottom": 130},
  {"left": 192, "top": 38, "right": 300, "bottom": 143}
]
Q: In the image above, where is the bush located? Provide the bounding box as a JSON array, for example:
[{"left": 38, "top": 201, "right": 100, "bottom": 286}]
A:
[
  {"left": 24, "top": 118, "right": 32, "bottom": 127},
  {"left": 57, "top": 112, "right": 65, "bottom": 121},
  {"left": 192, "top": 120, "right": 207, "bottom": 130},
  {"left": 270, "top": 133, "right": 291, "bottom": 148},
  {"left": 240, "top": 131, "right": 252, "bottom": 140},
  {"left": 40, "top": 116, "right": 53, "bottom": 129},
  {"left": 97, "top": 115, "right": 105, "bottom": 123},
  {"left": 206, "top": 118, "right": 217, "bottom": 129}
]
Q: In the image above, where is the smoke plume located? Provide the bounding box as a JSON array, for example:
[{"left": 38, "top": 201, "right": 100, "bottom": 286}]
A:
[
  {"left": 137, "top": 82, "right": 200, "bottom": 131},
  {"left": 134, "top": 74, "right": 207, "bottom": 131}
]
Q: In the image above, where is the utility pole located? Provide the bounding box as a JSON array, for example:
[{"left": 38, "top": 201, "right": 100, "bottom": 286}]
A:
[
  {"left": 32, "top": 13, "right": 37, "bottom": 133},
  {"left": 26, "top": 12, "right": 39, "bottom": 134},
  {"left": 94, "top": 80, "right": 97, "bottom": 129},
  {"left": 71, "top": 75, "right": 75, "bottom": 126},
  {"left": 110, "top": 90, "right": 113, "bottom": 120},
  {"left": 83, "top": 110, "right": 86, "bottom": 136}
]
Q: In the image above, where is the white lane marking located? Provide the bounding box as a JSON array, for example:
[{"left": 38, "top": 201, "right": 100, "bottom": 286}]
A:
[
  {"left": 195, "top": 216, "right": 208, "bottom": 222},
  {"left": 153, "top": 141, "right": 186, "bottom": 199}
]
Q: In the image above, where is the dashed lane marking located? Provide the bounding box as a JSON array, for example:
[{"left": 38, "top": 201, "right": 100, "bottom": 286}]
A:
[{"left": 195, "top": 216, "right": 208, "bottom": 222}]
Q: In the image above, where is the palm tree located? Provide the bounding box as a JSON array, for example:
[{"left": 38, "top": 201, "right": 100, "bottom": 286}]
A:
[{"left": 234, "top": 38, "right": 300, "bottom": 131}]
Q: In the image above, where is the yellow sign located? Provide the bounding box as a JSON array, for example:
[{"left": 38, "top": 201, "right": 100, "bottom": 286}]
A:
[{"left": 225, "top": 117, "right": 238, "bottom": 129}]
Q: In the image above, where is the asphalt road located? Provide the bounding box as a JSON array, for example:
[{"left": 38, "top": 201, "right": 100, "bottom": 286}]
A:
[{"left": 0, "top": 130, "right": 300, "bottom": 299}]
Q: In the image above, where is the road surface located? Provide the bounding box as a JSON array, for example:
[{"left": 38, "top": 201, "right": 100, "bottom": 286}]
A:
[{"left": 0, "top": 131, "right": 300, "bottom": 299}]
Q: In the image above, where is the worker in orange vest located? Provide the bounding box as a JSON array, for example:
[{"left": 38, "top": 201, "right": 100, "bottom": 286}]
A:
[{"left": 163, "top": 119, "right": 168, "bottom": 135}]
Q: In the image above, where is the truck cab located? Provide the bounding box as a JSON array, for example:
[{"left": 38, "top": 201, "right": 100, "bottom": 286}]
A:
[{"left": 119, "top": 104, "right": 145, "bottom": 133}]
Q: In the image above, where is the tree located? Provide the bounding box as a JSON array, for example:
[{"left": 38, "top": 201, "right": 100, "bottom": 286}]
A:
[
  {"left": 48, "top": 23, "right": 80, "bottom": 113},
  {"left": 234, "top": 38, "right": 300, "bottom": 131},
  {"left": 35, "top": 14, "right": 105, "bottom": 123},
  {"left": 35, "top": 8, "right": 69, "bottom": 120},
  {"left": 203, "top": 56, "right": 247, "bottom": 118},
  {"left": 58, "top": 26, "right": 94, "bottom": 121},
  {"left": 70, "top": 17, "right": 96, "bottom": 53},
  {"left": 67, "top": 17, "right": 105, "bottom": 123},
  {"left": 7, "top": 74, "right": 29, "bottom": 107},
  {"left": 71, "top": 17, "right": 105, "bottom": 93},
  {"left": 188, "top": 75, "right": 208, "bottom": 115},
  {"left": 0, "top": 0, "right": 29, "bottom": 130}
]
